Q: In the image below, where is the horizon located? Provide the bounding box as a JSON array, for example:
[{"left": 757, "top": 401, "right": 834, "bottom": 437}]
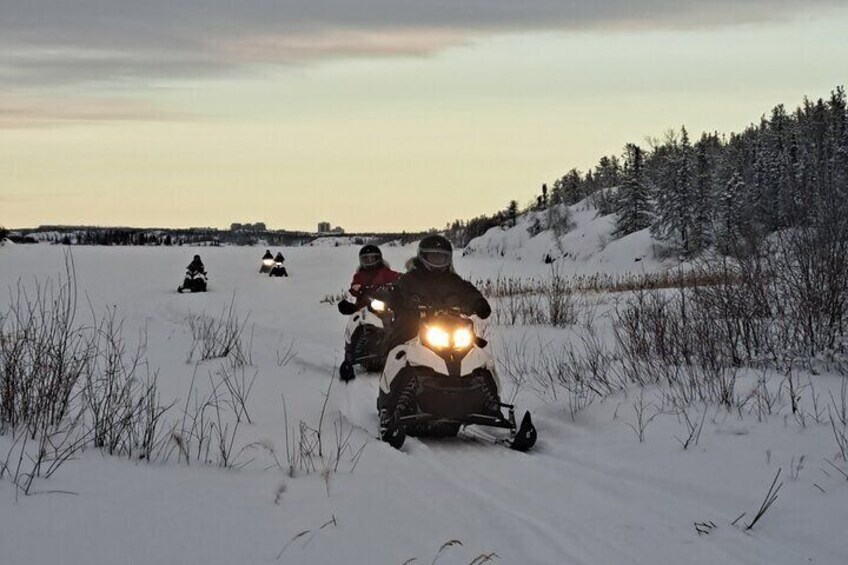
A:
[
  {"left": 3, "top": 2, "right": 848, "bottom": 231},
  {"left": 7, "top": 222, "right": 432, "bottom": 234}
]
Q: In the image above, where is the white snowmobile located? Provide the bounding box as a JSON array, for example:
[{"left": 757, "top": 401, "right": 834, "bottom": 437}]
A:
[
  {"left": 377, "top": 304, "right": 537, "bottom": 451},
  {"left": 259, "top": 251, "right": 274, "bottom": 274},
  {"left": 339, "top": 295, "right": 391, "bottom": 381}
]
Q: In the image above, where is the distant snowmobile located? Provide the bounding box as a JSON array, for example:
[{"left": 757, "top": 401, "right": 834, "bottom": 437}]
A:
[
  {"left": 377, "top": 303, "right": 537, "bottom": 451},
  {"left": 269, "top": 252, "right": 288, "bottom": 277},
  {"left": 260, "top": 250, "right": 274, "bottom": 273},
  {"left": 339, "top": 290, "right": 392, "bottom": 381},
  {"left": 178, "top": 271, "right": 207, "bottom": 293}
]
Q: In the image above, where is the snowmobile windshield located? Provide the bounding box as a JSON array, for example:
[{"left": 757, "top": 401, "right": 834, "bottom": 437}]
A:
[
  {"left": 420, "top": 249, "right": 452, "bottom": 270},
  {"left": 359, "top": 253, "right": 381, "bottom": 268}
]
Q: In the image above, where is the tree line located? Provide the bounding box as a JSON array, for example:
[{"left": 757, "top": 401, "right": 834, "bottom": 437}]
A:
[{"left": 446, "top": 87, "right": 848, "bottom": 257}]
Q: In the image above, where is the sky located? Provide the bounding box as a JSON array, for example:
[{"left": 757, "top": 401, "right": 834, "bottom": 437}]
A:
[{"left": 2, "top": 1, "right": 848, "bottom": 232}]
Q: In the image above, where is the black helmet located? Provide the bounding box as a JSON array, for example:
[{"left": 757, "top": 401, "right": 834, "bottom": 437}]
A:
[
  {"left": 417, "top": 235, "right": 453, "bottom": 271},
  {"left": 263, "top": 249, "right": 273, "bottom": 259},
  {"left": 359, "top": 244, "right": 382, "bottom": 269},
  {"left": 193, "top": 254, "right": 201, "bottom": 261}
]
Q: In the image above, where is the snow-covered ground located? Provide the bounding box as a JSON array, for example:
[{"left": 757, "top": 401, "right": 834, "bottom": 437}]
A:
[
  {"left": 1, "top": 242, "right": 847, "bottom": 565},
  {"left": 463, "top": 199, "right": 666, "bottom": 276}
]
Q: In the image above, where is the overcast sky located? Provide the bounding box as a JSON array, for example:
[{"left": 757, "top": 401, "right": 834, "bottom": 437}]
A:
[{"left": 2, "top": 1, "right": 847, "bottom": 230}]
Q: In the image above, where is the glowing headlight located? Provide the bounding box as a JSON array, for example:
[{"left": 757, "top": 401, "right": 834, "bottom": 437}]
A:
[
  {"left": 424, "top": 326, "right": 450, "bottom": 349},
  {"left": 370, "top": 299, "right": 386, "bottom": 313},
  {"left": 262, "top": 259, "right": 274, "bottom": 266},
  {"left": 275, "top": 261, "right": 283, "bottom": 267},
  {"left": 453, "top": 328, "right": 474, "bottom": 350}
]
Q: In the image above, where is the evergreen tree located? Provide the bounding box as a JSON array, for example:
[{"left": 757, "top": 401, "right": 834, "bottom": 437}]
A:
[
  {"left": 690, "top": 135, "right": 717, "bottom": 252},
  {"left": 552, "top": 169, "right": 584, "bottom": 205},
  {"left": 595, "top": 156, "right": 621, "bottom": 188},
  {"left": 651, "top": 127, "right": 696, "bottom": 254},
  {"left": 614, "top": 144, "right": 652, "bottom": 236},
  {"left": 507, "top": 200, "right": 519, "bottom": 227},
  {"left": 716, "top": 172, "right": 746, "bottom": 253}
]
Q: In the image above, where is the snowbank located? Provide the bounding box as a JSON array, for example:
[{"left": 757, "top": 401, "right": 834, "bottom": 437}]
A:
[{"left": 463, "top": 198, "right": 670, "bottom": 276}]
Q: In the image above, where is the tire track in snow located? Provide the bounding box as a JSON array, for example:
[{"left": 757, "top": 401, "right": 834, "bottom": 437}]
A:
[
  {"left": 405, "top": 439, "right": 630, "bottom": 565},
  {"left": 398, "top": 421, "right": 803, "bottom": 565}
]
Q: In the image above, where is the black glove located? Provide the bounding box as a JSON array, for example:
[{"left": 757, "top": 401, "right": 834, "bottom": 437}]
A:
[
  {"left": 473, "top": 297, "right": 491, "bottom": 320},
  {"left": 337, "top": 300, "right": 358, "bottom": 315}
]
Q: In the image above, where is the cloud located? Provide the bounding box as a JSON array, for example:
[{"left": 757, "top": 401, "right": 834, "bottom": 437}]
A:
[
  {"left": 0, "top": 93, "right": 186, "bottom": 128},
  {"left": 0, "top": 1, "right": 842, "bottom": 89},
  {"left": 221, "top": 28, "right": 468, "bottom": 63}
]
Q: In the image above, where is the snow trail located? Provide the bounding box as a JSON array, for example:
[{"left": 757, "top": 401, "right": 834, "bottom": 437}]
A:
[{"left": 1, "top": 244, "right": 847, "bottom": 564}]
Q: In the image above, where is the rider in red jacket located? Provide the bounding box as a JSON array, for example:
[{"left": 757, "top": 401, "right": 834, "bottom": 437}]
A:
[{"left": 338, "top": 245, "right": 400, "bottom": 314}]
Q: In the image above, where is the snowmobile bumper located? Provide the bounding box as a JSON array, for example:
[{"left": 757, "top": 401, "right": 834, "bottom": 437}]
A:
[
  {"left": 396, "top": 403, "right": 516, "bottom": 430},
  {"left": 391, "top": 406, "right": 537, "bottom": 451}
]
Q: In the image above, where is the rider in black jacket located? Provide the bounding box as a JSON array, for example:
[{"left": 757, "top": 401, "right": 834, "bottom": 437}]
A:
[
  {"left": 379, "top": 235, "right": 490, "bottom": 353},
  {"left": 186, "top": 255, "right": 206, "bottom": 276}
]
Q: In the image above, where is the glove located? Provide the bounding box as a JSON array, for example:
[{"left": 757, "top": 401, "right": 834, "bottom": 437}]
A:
[
  {"left": 337, "top": 300, "right": 358, "bottom": 315},
  {"left": 473, "top": 298, "right": 491, "bottom": 320}
]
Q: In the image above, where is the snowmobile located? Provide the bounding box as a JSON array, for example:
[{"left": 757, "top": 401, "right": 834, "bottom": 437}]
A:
[
  {"left": 339, "top": 292, "right": 392, "bottom": 381},
  {"left": 177, "top": 271, "right": 207, "bottom": 293},
  {"left": 377, "top": 304, "right": 537, "bottom": 451},
  {"left": 268, "top": 260, "right": 288, "bottom": 277},
  {"left": 260, "top": 250, "right": 274, "bottom": 274}
]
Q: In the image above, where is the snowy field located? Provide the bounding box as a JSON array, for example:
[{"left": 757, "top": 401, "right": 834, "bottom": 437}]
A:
[{"left": 1, "top": 242, "right": 847, "bottom": 565}]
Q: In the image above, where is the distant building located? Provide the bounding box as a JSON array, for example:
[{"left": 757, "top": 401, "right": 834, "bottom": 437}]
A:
[
  {"left": 331, "top": 226, "right": 345, "bottom": 234},
  {"left": 317, "top": 222, "right": 331, "bottom": 233},
  {"left": 231, "top": 222, "right": 267, "bottom": 232}
]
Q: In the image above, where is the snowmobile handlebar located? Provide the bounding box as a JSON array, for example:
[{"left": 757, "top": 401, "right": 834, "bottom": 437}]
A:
[{"left": 408, "top": 294, "right": 473, "bottom": 316}]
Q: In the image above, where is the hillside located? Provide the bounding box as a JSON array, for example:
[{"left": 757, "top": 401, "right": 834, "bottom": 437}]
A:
[{"left": 462, "top": 197, "right": 670, "bottom": 276}]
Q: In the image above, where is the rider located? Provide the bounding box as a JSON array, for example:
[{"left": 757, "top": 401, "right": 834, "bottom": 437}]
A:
[
  {"left": 186, "top": 254, "right": 206, "bottom": 277},
  {"left": 337, "top": 245, "right": 400, "bottom": 315},
  {"left": 262, "top": 249, "right": 273, "bottom": 261},
  {"left": 378, "top": 235, "right": 490, "bottom": 354},
  {"left": 274, "top": 251, "right": 285, "bottom": 263}
]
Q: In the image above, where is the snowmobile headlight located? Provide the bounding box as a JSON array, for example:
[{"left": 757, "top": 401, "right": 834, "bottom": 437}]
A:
[
  {"left": 263, "top": 259, "right": 274, "bottom": 266},
  {"left": 370, "top": 299, "right": 386, "bottom": 313},
  {"left": 424, "top": 326, "right": 451, "bottom": 349},
  {"left": 452, "top": 328, "right": 474, "bottom": 350},
  {"left": 275, "top": 261, "right": 283, "bottom": 267}
]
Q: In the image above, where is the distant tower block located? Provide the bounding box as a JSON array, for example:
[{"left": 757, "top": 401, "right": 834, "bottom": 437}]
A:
[{"left": 317, "top": 222, "right": 331, "bottom": 233}]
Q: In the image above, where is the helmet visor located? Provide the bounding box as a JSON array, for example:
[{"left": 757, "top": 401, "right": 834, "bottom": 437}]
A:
[
  {"left": 359, "top": 253, "right": 381, "bottom": 268},
  {"left": 420, "top": 249, "right": 452, "bottom": 270}
]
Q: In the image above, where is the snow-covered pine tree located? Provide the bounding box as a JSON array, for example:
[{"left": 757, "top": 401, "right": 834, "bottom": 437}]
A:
[
  {"left": 651, "top": 127, "right": 696, "bottom": 255},
  {"left": 551, "top": 169, "right": 584, "bottom": 205},
  {"left": 716, "top": 172, "right": 746, "bottom": 254},
  {"left": 614, "top": 143, "right": 652, "bottom": 237},
  {"left": 507, "top": 200, "right": 519, "bottom": 227},
  {"left": 595, "top": 155, "right": 621, "bottom": 189},
  {"left": 689, "top": 134, "right": 719, "bottom": 252},
  {"left": 826, "top": 87, "right": 848, "bottom": 213}
]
